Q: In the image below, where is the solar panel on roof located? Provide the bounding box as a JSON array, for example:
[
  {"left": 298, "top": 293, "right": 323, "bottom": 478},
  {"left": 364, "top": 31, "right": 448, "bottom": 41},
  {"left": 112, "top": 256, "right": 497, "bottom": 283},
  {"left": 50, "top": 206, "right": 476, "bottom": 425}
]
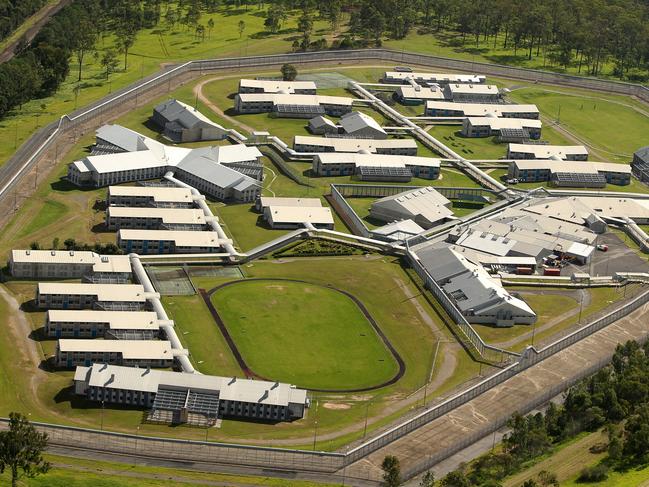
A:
[
  {"left": 276, "top": 104, "right": 325, "bottom": 114},
  {"left": 553, "top": 172, "right": 606, "bottom": 188}
]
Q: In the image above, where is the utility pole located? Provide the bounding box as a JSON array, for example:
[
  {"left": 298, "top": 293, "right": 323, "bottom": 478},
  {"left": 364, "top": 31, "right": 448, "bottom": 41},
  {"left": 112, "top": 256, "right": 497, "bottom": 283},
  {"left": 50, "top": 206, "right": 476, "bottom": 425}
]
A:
[
  {"left": 423, "top": 340, "right": 441, "bottom": 407},
  {"left": 100, "top": 400, "right": 105, "bottom": 430},
  {"left": 362, "top": 401, "right": 370, "bottom": 438}
]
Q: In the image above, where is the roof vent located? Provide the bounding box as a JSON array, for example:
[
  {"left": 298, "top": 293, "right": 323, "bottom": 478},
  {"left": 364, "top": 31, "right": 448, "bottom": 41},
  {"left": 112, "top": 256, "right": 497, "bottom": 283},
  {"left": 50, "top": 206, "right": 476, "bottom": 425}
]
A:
[{"left": 51, "top": 250, "right": 56, "bottom": 256}]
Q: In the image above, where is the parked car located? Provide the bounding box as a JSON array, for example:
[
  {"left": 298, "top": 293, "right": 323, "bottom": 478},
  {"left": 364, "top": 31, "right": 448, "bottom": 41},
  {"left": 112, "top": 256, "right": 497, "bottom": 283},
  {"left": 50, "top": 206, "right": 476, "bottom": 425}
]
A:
[
  {"left": 597, "top": 244, "right": 609, "bottom": 252},
  {"left": 506, "top": 178, "right": 519, "bottom": 184}
]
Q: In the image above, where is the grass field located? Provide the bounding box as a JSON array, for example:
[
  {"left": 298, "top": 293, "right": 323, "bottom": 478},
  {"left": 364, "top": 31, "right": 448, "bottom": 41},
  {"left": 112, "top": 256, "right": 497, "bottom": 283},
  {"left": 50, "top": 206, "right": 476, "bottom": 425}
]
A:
[
  {"left": 509, "top": 87, "right": 649, "bottom": 163},
  {"left": 211, "top": 279, "right": 399, "bottom": 390}
]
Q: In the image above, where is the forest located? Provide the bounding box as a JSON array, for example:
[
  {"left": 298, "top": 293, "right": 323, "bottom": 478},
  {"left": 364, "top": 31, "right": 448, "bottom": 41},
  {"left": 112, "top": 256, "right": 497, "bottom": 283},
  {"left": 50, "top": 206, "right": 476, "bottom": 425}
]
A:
[
  {"left": 0, "top": 0, "right": 648, "bottom": 121},
  {"left": 0, "top": 0, "right": 47, "bottom": 42}
]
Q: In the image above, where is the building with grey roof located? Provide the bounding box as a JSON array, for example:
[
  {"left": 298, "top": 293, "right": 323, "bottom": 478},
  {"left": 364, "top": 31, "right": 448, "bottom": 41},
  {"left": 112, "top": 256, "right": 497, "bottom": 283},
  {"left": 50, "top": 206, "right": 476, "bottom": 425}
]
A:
[
  {"left": 339, "top": 111, "right": 387, "bottom": 139},
  {"left": 152, "top": 99, "right": 228, "bottom": 143},
  {"left": 68, "top": 126, "right": 262, "bottom": 203},
  {"left": 370, "top": 186, "right": 453, "bottom": 229},
  {"left": 632, "top": 146, "right": 649, "bottom": 183},
  {"left": 372, "top": 219, "right": 425, "bottom": 241},
  {"left": 74, "top": 363, "right": 308, "bottom": 425},
  {"left": 308, "top": 116, "right": 338, "bottom": 135},
  {"left": 415, "top": 244, "right": 536, "bottom": 326}
]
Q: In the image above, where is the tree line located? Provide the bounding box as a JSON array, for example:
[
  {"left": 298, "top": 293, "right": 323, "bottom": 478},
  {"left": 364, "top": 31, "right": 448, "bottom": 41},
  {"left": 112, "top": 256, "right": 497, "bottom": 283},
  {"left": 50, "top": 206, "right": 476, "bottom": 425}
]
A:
[
  {"left": 0, "top": 0, "right": 47, "bottom": 43},
  {"left": 432, "top": 339, "right": 649, "bottom": 486},
  {"left": 268, "top": 0, "right": 649, "bottom": 81}
]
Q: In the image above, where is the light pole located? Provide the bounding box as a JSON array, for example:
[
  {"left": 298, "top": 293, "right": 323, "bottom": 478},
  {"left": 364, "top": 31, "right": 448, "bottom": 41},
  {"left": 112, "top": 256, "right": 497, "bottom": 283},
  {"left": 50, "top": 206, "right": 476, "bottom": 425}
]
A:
[
  {"left": 423, "top": 340, "right": 441, "bottom": 407},
  {"left": 100, "top": 400, "right": 105, "bottom": 431},
  {"left": 134, "top": 426, "right": 140, "bottom": 466},
  {"left": 362, "top": 401, "right": 370, "bottom": 438},
  {"left": 312, "top": 420, "right": 318, "bottom": 451}
]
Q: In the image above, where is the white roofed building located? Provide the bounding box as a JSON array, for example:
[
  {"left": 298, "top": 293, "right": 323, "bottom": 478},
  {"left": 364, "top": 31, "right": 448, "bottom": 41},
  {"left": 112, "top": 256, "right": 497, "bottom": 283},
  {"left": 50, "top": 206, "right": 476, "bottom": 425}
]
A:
[
  {"left": 294, "top": 136, "right": 417, "bottom": 155},
  {"left": 234, "top": 93, "right": 353, "bottom": 117},
  {"left": 370, "top": 186, "right": 454, "bottom": 229},
  {"left": 264, "top": 206, "right": 334, "bottom": 229},
  {"left": 56, "top": 339, "right": 179, "bottom": 368},
  {"left": 45, "top": 310, "right": 164, "bottom": 339},
  {"left": 443, "top": 84, "right": 501, "bottom": 102},
  {"left": 462, "top": 117, "right": 542, "bottom": 140},
  {"left": 73, "top": 363, "right": 308, "bottom": 424},
  {"left": 425, "top": 101, "right": 539, "bottom": 119},
  {"left": 10, "top": 250, "right": 131, "bottom": 281},
  {"left": 107, "top": 186, "right": 197, "bottom": 208},
  {"left": 106, "top": 207, "right": 208, "bottom": 231},
  {"left": 256, "top": 196, "right": 323, "bottom": 212},
  {"left": 117, "top": 230, "right": 231, "bottom": 254},
  {"left": 313, "top": 152, "right": 441, "bottom": 181},
  {"left": 238, "top": 79, "right": 317, "bottom": 94},
  {"left": 507, "top": 144, "right": 589, "bottom": 161},
  {"left": 383, "top": 71, "right": 486, "bottom": 85},
  {"left": 36, "top": 283, "right": 154, "bottom": 310},
  {"left": 395, "top": 85, "right": 445, "bottom": 104},
  {"left": 508, "top": 160, "right": 631, "bottom": 187},
  {"left": 68, "top": 125, "right": 263, "bottom": 203}
]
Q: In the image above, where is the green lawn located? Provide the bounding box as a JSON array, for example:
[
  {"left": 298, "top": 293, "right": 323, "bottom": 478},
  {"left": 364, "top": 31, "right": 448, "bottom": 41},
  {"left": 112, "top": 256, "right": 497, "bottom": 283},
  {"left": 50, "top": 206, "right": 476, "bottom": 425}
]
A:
[
  {"left": 509, "top": 87, "right": 649, "bottom": 163},
  {"left": 211, "top": 279, "right": 399, "bottom": 390},
  {"left": 162, "top": 294, "right": 241, "bottom": 378}
]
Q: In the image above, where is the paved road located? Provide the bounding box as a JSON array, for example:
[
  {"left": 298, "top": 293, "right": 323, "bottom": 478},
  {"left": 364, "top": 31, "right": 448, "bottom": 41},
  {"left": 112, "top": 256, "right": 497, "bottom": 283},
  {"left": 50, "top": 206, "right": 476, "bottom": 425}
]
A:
[{"left": 0, "top": 0, "right": 71, "bottom": 63}]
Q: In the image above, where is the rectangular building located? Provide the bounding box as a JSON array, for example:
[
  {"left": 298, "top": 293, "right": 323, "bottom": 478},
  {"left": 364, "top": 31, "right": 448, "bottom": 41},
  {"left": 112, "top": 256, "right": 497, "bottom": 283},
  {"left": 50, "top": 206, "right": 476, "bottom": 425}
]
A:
[
  {"left": 238, "top": 79, "right": 317, "bottom": 94},
  {"left": 46, "top": 310, "right": 163, "bottom": 339},
  {"left": 117, "top": 230, "right": 230, "bottom": 254},
  {"left": 10, "top": 250, "right": 131, "bottom": 281},
  {"left": 508, "top": 160, "right": 631, "bottom": 186},
  {"left": 443, "top": 84, "right": 501, "bottom": 102},
  {"left": 507, "top": 144, "right": 589, "bottom": 161},
  {"left": 313, "top": 152, "right": 441, "bottom": 181},
  {"left": 234, "top": 93, "right": 353, "bottom": 117},
  {"left": 415, "top": 244, "right": 536, "bottom": 326},
  {"left": 256, "top": 196, "right": 323, "bottom": 212},
  {"left": 383, "top": 71, "right": 486, "bottom": 85},
  {"left": 294, "top": 136, "right": 417, "bottom": 155},
  {"left": 395, "top": 86, "right": 445, "bottom": 105},
  {"left": 56, "top": 339, "right": 178, "bottom": 368},
  {"left": 264, "top": 206, "right": 334, "bottom": 229},
  {"left": 106, "top": 207, "right": 208, "bottom": 231},
  {"left": 37, "top": 283, "right": 152, "bottom": 310},
  {"left": 74, "top": 363, "right": 308, "bottom": 424},
  {"left": 462, "top": 117, "right": 542, "bottom": 139},
  {"left": 107, "top": 186, "right": 197, "bottom": 208},
  {"left": 425, "top": 101, "right": 539, "bottom": 119},
  {"left": 152, "top": 99, "right": 228, "bottom": 143}
]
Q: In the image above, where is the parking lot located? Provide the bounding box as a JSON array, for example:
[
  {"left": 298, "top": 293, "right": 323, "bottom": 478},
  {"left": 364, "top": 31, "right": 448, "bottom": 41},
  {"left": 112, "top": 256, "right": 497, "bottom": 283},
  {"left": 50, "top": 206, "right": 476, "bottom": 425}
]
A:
[{"left": 567, "top": 231, "right": 649, "bottom": 276}]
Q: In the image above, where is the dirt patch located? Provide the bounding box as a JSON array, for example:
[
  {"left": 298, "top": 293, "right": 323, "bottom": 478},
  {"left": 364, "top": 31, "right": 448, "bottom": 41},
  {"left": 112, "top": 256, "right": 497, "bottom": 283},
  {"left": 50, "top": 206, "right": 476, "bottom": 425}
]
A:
[{"left": 323, "top": 402, "right": 351, "bottom": 410}]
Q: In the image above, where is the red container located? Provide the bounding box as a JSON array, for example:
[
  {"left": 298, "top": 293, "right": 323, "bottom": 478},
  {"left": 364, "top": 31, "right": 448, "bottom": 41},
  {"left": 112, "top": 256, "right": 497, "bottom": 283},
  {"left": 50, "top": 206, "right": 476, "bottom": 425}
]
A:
[
  {"left": 516, "top": 267, "right": 533, "bottom": 275},
  {"left": 544, "top": 267, "right": 561, "bottom": 276}
]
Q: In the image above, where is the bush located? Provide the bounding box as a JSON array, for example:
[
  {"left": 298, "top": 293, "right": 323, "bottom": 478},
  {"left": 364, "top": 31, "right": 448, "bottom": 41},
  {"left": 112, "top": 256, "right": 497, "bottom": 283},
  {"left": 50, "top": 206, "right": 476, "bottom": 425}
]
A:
[{"left": 577, "top": 465, "right": 608, "bottom": 483}]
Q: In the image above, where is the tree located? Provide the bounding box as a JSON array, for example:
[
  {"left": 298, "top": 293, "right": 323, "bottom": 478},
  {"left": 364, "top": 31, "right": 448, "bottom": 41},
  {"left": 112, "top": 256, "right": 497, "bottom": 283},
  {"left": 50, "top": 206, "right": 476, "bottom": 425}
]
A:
[
  {"left": 74, "top": 19, "right": 98, "bottom": 82},
  {"left": 0, "top": 412, "right": 50, "bottom": 487},
  {"left": 195, "top": 24, "right": 206, "bottom": 41},
  {"left": 115, "top": 28, "right": 137, "bottom": 70},
  {"left": 281, "top": 63, "right": 297, "bottom": 81},
  {"left": 381, "top": 455, "right": 401, "bottom": 487},
  {"left": 420, "top": 470, "right": 435, "bottom": 487},
  {"left": 207, "top": 18, "right": 215, "bottom": 38},
  {"left": 238, "top": 20, "right": 246, "bottom": 38},
  {"left": 297, "top": 11, "right": 313, "bottom": 50},
  {"left": 441, "top": 469, "right": 471, "bottom": 487},
  {"left": 537, "top": 470, "right": 559, "bottom": 486},
  {"left": 100, "top": 49, "right": 119, "bottom": 79}
]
